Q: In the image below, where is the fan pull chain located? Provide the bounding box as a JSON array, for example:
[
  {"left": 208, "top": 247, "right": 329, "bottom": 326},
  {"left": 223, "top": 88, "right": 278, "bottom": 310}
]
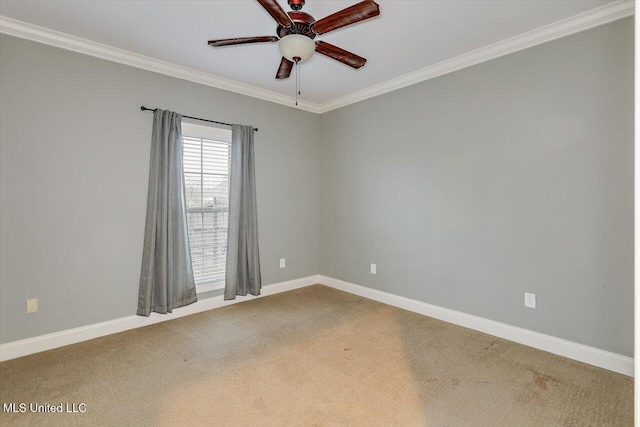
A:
[
  {"left": 294, "top": 57, "right": 301, "bottom": 106},
  {"left": 298, "top": 61, "right": 301, "bottom": 98}
]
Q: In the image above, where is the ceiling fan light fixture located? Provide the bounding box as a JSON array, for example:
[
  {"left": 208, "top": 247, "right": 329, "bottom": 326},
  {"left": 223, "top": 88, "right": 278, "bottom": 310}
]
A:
[
  {"left": 278, "top": 34, "right": 315, "bottom": 62},
  {"left": 208, "top": 0, "right": 381, "bottom": 80}
]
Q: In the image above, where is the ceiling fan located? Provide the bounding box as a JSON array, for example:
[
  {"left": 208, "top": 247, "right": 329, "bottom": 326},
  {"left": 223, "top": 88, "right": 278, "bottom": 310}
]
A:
[{"left": 207, "top": 0, "right": 381, "bottom": 80}]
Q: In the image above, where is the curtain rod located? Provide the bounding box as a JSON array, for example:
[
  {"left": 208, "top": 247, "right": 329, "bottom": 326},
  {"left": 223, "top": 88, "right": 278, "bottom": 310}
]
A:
[{"left": 140, "top": 106, "right": 258, "bottom": 132}]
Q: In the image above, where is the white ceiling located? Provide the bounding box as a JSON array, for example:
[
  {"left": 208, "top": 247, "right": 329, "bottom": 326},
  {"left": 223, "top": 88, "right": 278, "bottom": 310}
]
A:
[{"left": 0, "top": 0, "right": 616, "bottom": 105}]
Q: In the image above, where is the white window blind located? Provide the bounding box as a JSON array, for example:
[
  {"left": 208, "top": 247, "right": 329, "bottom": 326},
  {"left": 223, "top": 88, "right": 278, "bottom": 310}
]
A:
[{"left": 182, "top": 123, "right": 231, "bottom": 287}]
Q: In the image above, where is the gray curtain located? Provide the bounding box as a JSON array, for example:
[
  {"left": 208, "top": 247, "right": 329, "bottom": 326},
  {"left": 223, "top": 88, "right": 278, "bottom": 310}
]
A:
[
  {"left": 225, "top": 125, "right": 261, "bottom": 300},
  {"left": 137, "top": 109, "right": 197, "bottom": 316}
]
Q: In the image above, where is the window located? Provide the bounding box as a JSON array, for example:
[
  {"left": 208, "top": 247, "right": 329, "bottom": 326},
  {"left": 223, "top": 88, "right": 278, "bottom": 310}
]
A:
[{"left": 182, "top": 122, "right": 232, "bottom": 292}]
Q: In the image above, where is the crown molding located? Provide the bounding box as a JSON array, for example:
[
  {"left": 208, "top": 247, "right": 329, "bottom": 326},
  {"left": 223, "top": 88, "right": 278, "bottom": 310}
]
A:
[
  {"left": 0, "top": 15, "right": 321, "bottom": 114},
  {"left": 316, "top": 0, "right": 634, "bottom": 113},
  {"left": 0, "top": 0, "right": 634, "bottom": 115}
]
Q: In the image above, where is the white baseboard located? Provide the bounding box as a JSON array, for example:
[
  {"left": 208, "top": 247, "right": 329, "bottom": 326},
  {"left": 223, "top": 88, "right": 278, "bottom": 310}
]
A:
[
  {"left": 2, "top": 274, "right": 632, "bottom": 377},
  {"left": 0, "top": 275, "right": 320, "bottom": 362},
  {"left": 319, "top": 275, "right": 633, "bottom": 377}
]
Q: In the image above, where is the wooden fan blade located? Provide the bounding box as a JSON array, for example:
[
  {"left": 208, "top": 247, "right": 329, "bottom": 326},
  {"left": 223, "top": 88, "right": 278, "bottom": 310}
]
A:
[
  {"left": 208, "top": 36, "right": 279, "bottom": 47},
  {"left": 311, "top": 0, "right": 380, "bottom": 35},
  {"left": 276, "top": 57, "right": 294, "bottom": 79},
  {"left": 315, "top": 41, "right": 366, "bottom": 69},
  {"left": 257, "top": 0, "right": 293, "bottom": 27}
]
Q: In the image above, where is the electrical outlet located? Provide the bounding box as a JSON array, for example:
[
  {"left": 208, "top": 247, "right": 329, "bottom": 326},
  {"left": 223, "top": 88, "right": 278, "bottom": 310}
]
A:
[
  {"left": 524, "top": 292, "right": 536, "bottom": 309},
  {"left": 370, "top": 263, "right": 376, "bottom": 275},
  {"left": 26, "top": 298, "right": 38, "bottom": 314},
  {"left": 280, "top": 258, "right": 285, "bottom": 268}
]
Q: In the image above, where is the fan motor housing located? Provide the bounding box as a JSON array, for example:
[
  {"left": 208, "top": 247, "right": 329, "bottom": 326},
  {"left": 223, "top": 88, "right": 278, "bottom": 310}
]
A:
[{"left": 277, "top": 11, "right": 316, "bottom": 39}]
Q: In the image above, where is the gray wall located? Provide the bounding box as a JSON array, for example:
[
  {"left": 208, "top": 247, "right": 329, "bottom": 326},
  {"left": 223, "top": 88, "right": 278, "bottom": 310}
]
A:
[
  {"left": 0, "top": 35, "right": 320, "bottom": 344},
  {"left": 319, "top": 18, "right": 634, "bottom": 357},
  {"left": 0, "top": 17, "right": 633, "bottom": 357}
]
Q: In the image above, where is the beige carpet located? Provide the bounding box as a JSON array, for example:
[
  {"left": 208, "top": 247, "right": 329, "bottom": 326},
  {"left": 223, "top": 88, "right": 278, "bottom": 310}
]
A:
[{"left": 0, "top": 285, "right": 633, "bottom": 426}]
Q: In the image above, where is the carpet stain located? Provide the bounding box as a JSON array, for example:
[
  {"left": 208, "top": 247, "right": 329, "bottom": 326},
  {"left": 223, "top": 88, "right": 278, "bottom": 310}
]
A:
[
  {"left": 484, "top": 340, "right": 498, "bottom": 350},
  {"left": 528, "top": 368, "right": 561, "bottom": 390}
]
